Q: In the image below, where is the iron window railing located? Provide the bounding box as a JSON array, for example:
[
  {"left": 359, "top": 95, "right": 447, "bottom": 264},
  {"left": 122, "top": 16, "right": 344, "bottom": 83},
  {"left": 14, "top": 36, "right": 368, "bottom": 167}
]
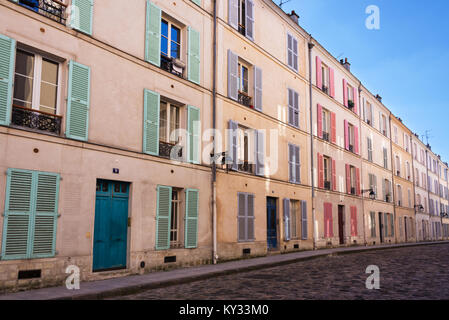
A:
[
  {"left": 14, "top": 0, "right": 67, "bottom": 25},
  {"left": 159, "top": 141, "right": 183, "bottom": 159},
  {"left": 238, "top": 91, "right": 253, "bottom": 108},
  {"left": 11, "top": 105, "right": 62, "bottom": 135}
]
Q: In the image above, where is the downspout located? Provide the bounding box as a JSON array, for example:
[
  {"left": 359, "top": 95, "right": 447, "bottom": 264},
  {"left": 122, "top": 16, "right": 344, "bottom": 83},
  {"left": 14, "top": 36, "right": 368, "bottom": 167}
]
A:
[
  {"left": 308, "top": 39, "right": 316, "bottom": 250},
  {"left": 358, "top": 85, "right": 367, "bottom": 246},
  {"left": 211, "top": 0, "right": 218, "bottom": 264},
  {"left": 410, "top": 135, "right": 418, "bottom": 242},
  {"left": 388, "top": 113, "right": 398, "bottom": 244},
  {"left": 425, "top": 149, "right": 431, "bottom": 240}
]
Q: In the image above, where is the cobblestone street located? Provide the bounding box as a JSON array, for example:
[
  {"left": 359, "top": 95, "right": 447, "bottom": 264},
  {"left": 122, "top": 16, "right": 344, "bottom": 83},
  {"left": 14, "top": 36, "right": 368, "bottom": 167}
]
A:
[{"left": 110, "top": 244, "right": 449, "bottom": 300}]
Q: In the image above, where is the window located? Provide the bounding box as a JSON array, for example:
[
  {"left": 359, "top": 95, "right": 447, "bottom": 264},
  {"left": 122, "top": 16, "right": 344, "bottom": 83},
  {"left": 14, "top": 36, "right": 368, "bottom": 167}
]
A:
[
  {"left": 395, "top": 155, "right": 401, "bottom": 176},
  {"left": 287, "top": 33, "right": 298, "bottom": 72},
  {"left": 238, "top": 0, "right": 246, "bottom": 35},
  {"left": 237, "top": 125, "right": 255, "bottom": 174},
  {"left": 158, "top": 100, "right": 183, "bottom": 158},
  {"left": 348, "top": 123, "right": 355, "bottom": 152},
  {"left": 382, "top": 115, "right": 387, "bottom": 136},
  {"left": 237, "top": 59, "right": 252, "bottom": 107},
  {"left": 383, "top": 148, "right": 388, "bottom": 169},
  {"left": 415, "top": 169, "right": 419, "bottom": 186},
  {"left": 384, "top": 179, "right": 391, "bottom": 202},
  {"left": 238, "top": 192, "right": 255, "bottom": 242},
  {"left": 404, "top": 134, "right": 409, "bottom": 152},
  {"left": 321, "top": 108, "right": 330, "bottom": 141},
  {"left": 160, "top": 19, "right": 183, "bottom": 77},
  {"left": 367, "top": 137, "right": 373, "bottom": 162},
  {"left": 393, "top": 126, "right": 398, "bottom": 144},
  {"left": 368, "top": 173, "right": 377, "bottom": 199},
  {"left": 323, "top": 156, "right": 331, "bottom": 190},
  {"left": 349, "top": 166, "right": 356, "bottom": 195},
  {"left": 170, "top": 189, "right": 184, "bottom": 248},
  {"left": 365, "top": 101, "right": 373, "bottom": 125},
  {"left": 397, "top": 184, "right": 402, "bottom": 206},
  {"left": 289, "top": 143, "right": 301, "bottom": 184},
  {"left": 290, "top": 200, "right": 300, "bottom": 239},
  {"left": 11, "top": 48, "right": 62, "bottom": 135},
  {"left": 347, "top": 84, "right": 354, "bottom": 109},
  {"left": 406, "top": 162, "right": 411, "bottom": 180},
  {"left": 370, "top": 211, "right": 376, "bottom": 238},
  {"left": 321, "top": 63, "right": 330, "bottom": 94}
]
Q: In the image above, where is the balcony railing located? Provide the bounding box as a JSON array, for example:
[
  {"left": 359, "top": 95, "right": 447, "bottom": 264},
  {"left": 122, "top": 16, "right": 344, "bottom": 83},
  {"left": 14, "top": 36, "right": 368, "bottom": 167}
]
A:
[
  {"left": 238, "top": 161, "right": 255, "bottom": 174},
  {"left": 11, "top": 105, "right": 62, "bottom": 135},
  {"left": 160, "top": 56, "right": 184, "bottom": 78},
  {"left": 15, "top": 0, "right": 67, "bottom": 25},
  {"left": 159, "top": 141, "right": 183, "bottom": 159},
  {"left": 238, "top": 91, "right": 253, "bottom": 108},
  {"left": 350, "top": 187, "right": 356, "bottom": 195}
]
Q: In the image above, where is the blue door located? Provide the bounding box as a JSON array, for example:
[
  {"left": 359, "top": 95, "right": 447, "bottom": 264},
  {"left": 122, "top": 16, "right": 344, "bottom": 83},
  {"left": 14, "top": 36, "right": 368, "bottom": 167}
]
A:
[
  {"left": 267, "top": 197, "right": 278, "bottom": 250},
  {"left": 93, "top": 180, "right": 129, "bottom": 272}
]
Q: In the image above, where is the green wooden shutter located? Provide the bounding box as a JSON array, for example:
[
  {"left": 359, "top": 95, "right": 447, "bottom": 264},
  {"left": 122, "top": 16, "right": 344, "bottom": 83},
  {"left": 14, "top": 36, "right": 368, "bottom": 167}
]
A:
[
  {"left": 143, "top": 89, "right": 160, "bottom": 155},
  {"left": 188, "top": 27, "right": 200, "bottom": 85},
  {"left": 156, "top": 185, "right": 171, "bottom": 250},
  {"left": 66, "top": 61, "right": 90, "bottom": 141},
  {"left": 31, "top": 172, "right": 60, "bottom": 258},
  {"left": 184, "top": 189, "right": 199, "bottom": 248},
  {"left": 145, "top": 1, "right": 161, "bottom": 67},
  {"left": 191, "top": 0, "right": 201, "bottom": 5},
  {"left": 0, "top": 34, "right": 15, "bottom": 126},
  {"left": 71, "top": 0, "right": 94, "bottom": 35},
  {"left": 187, "top": 105, "right": 200, "bottom": 164},
  {"left": 1, "top": 169, "right": 33, "bottom": 260}
]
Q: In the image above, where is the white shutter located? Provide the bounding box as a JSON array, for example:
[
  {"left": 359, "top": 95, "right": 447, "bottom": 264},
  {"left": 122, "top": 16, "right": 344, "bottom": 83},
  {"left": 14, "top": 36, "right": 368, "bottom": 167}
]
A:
[
  {"left": 254, "top": 66, "right": 262, "bottom": 111},
  {"left": 255, "top": 130, "right": 265, "bottom": 176},
  {"left": 245, "top": 0, "right": 254, "bottom": 40},
  {"left": 228, "top": 0, "right": 239, "bottom": 30},
  {"left": 227, "top": 50, "right": 238, "bottom": 101},
  {"left": 228, "top": 120, "right": 239, "bottom": 171}
]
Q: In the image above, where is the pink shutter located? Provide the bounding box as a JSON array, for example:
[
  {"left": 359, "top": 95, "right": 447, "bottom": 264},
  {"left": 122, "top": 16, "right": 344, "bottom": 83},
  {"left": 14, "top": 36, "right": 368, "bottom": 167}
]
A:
[
  {"left": 354, "top": 126, "right": 359, "bottom": 154},
  {"left": 329, "top": 67, "right": 335, "bottom": 97},
  {"left": 332, "top": 159, "right": 337, "bottom": 191},
  {"left": 316, "top": 56, "right": 322, "bottom": 89},
  {"left": 346, "top": 164, "right": 351, "bottom": 194},
  {"left": 353, "top": 87, "right": 358, "bottom": 115},
  {"left": 351, "top": 207, "right": 357, "bottom": 236},
  {"left": 344, "top": 120, "right": 349, "bottom": 150},
  {"left": 324, "top": 203, "right": 333, "bottom": 237},
  {"left": 318, "top": 153, "right": 324, "bottom": 189},
  {"left": 356, "top": 168, "right": 361, "bottom": 195},
  {"left": 329, "top": 204, "right": 333, "bottom": 237},
  {"left": 342, "top": 79, "right": 348, "bottom": 107},
  {"left": 331, "top": 112, "right": 336, "bottom": 144},
  {"left": 317, "top": 104, "right": 323, "bottom": 138}
]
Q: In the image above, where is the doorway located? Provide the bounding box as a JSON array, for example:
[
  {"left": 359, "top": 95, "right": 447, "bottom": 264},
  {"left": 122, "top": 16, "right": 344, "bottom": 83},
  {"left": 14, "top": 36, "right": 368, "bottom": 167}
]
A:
[
  {"left": 338, "top": 205, "right": 345, "bottom": 245},
  {"left": 266, "top": 197, "right": 278, "bottom": 250},
  {"left": 378, "top": 212, "right": 384, "bottom": 243}
]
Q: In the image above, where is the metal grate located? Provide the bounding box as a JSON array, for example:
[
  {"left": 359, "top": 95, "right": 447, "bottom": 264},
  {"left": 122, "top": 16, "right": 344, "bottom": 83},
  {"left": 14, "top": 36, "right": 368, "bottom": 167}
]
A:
[
  {"left": 15, "top": 0, "right": 67, "bottom": 25},
  {"left": 11, "top": 105, "right": 62, "bottom": 135}
]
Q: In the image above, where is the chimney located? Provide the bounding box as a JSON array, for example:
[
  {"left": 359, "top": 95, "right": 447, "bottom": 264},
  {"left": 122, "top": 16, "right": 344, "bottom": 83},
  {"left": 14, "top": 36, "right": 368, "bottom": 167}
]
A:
[
  {"left": 288, "top": 10, "right": 299, "bottom": 24},
  {"left": 342, "top": 58, "right": 351, "bottom": 71},
  {"left": 375, "top": 94, "right": 382, "bottom": 103},
  {"left": 398, "top": 117, "right": 402, "bottom": 123}
]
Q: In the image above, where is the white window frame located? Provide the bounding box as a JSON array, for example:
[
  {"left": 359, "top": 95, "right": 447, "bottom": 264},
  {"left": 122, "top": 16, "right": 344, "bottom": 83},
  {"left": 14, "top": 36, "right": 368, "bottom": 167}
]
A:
[
  {"left": 160, "top": 18, "right": 182, "bottom": 60},
  {"left": 159, "top": 101, "right": 183, "bottom": 144}
]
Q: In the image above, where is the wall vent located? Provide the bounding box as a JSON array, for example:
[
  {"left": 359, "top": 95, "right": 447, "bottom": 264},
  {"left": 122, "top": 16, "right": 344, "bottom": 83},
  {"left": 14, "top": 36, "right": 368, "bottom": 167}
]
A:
[
  {"left": 164, "top": 256, "right": 176, "bottom": 263},
  {"left": 18, "top": 270, "right": 41, "bottom": 280},
  {"left": 242, "top": 248, "right": 251, "bottom": 255}
]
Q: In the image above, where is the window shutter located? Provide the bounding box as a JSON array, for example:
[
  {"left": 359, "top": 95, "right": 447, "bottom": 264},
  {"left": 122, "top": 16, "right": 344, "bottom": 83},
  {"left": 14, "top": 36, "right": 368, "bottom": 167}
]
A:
[
  {"left": 293, "top": 90, "right": 299, "bottom": 127},
  {"left": 228, "top": 0, "right": 239, "bottom": 29},
  {"left": 66, "top": 61, "right": 90, "bottom": 141},
  {"left": 283, "top": 198, "right": 290, "bottom": 241},
  {"left": 185, "top": 189, "right": 199, "bottom": 248},
  {"left": 342, "top": 79, "right": 348, "bottom": 107},
  {"left": 0, "top": 34, "right": 15, "bottom": 126},
  {"left": 228, "top": 120, "right": 238, "bottom": 171},
  {"left": 292, "top": 37, "right": 298, "bottom": 71},
  {"left": 332, "top": 159, "right": 337, "bottom": 191},
  {"left": 255, "top": 130, "right": 265, "bottom": 176},
  {"left": 237, "top": 193, "right": 246, "bottom": 241},
  {"left": 301, "top": 200, "right": 307, "bottom": 240},
  {"left": 294, "top": 145, "right": 300, "bottom": 184},
  {"left": 245, "top": 0, "right": 254, "bottom": 40},
  {"left": 330, "top": 112, "right": 336, "bottom": 143},
  {"left": 187, "top": 105, "right": 200, "bottom": 164},
  {"left": 324, "top": 203, "right": 333, "bottom": 237},
  {"left": 287, "top": 34, "right": 293, "bottom": 69},
  {"left": 145, "top": 0, "right": 161, "bottom": 67},
  {"left": 390, "top": 214, "right": 394, "bottom": 237},
  {"left": 316, "top": 56, "right": 322, "bottom": 88},
  {"left": 384, "top": 213, "right": 388, "bottom": 238},
  {"left": 254, "top": 66, "right": 262, "bottom": 111},
  {"left": 288, "top": 89, "right": 294, "bottom": 126},
  {"left": 351, "top": 206, "right": 357, "bottom": 236},
  {"left": 344, "top": 120, "right": 349, "bottom": 150},
  {"left": 1, "top": 169, "right": 33, "bottom": 260},
  {"left": 227, "top": 50, "right": 238, "bottom": 101},
  {"left": 354, "top": 126, "right": 359, "bottom": 154},
  {"left": 353, "top": 87, "right": 358, "bottom": 115},
  {"left": 329, "top": 67, "right": 335, "bottom": 97},
  {"left": 318, "top": 153, "right": 324, "bottom": 189},
  {"left": 187, "top": 27, "right": 201, "bottom": 85},
  {"left": 346, "top": 164, "right": 350, "bottom": 194},
  {"left": 191, "top": 0, "right": 201, "bottom": 5},
  {"left": 356, "top": 168, "right": 360, "bottom": 196},
  {"left": 382, "top": 179, "right": 386, "bottom": 201},
  {"left": 143, "top": 89, "right": 160, "bottom": 156},
  {"left": 317, "top": 104, "right": 323, "bottom": 139},
  {"left": 31, "top": 172, "right": 60, "bottom": 258},
  {"left": 70, "top": 0, "right": 94, "bottom": 35},
  {"left": 156, "top": 185, "right": 172, "bottom": 250},
  {"left": 247, "top": 194, "right": 255, "bottom": 241},
  {"left": 288, "top": 144, "right": 294, "bottom": 183}
]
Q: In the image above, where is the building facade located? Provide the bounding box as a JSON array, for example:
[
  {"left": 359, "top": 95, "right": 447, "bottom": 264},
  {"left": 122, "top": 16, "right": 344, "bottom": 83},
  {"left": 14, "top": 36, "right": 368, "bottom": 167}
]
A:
[{"left": 0, "top": 0, "right": 448, "bottom": 292}]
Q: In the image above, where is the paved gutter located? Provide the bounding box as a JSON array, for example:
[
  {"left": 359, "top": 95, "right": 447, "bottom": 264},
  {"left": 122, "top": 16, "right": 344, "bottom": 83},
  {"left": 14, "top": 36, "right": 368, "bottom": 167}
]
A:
[{"left": 0, "top": 240, "right": 448, "bottom": 300}]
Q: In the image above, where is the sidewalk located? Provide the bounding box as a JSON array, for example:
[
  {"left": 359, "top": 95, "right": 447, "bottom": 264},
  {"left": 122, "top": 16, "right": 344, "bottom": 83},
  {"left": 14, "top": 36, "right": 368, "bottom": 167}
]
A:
[{"left": 1, "top": 241, "right": 448, "bottom": 300}]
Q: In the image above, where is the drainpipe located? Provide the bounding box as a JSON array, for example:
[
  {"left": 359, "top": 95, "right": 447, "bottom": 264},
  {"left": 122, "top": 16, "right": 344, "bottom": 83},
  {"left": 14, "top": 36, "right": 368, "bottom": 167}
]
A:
[
  {"left": 357, "top": 85, "right": 367, "bottom": 246},
  {"left": 211, "top": 0, "right": 218, "bottom": 264},
  {"left": 410, "top": 135, "right": 418, "bottom": 243},
  {"left": 308, "top": 39, "right": 317, "bottom": 250},
  {"left": 425, "top": 149, "right": 431, "bottom": 240},
  {"left": 388, "top": 113, "right": 398, "bottom": 244}
]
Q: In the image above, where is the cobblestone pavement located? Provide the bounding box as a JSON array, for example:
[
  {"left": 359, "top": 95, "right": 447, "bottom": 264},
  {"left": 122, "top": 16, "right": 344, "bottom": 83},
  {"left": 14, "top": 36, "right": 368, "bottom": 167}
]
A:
[{"left": 109, "top": 244, "right": 449, "bottom": 300}]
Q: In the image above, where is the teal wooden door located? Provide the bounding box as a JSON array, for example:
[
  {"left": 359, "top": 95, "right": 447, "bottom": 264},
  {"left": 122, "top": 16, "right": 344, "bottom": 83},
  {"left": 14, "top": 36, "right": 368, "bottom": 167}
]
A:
[{"left": 93, "top": 180, "right": 129, "bottom": 272}]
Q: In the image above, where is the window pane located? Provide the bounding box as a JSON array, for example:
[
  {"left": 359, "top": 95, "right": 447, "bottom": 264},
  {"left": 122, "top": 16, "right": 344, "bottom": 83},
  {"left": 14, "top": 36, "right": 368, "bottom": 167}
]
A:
[
  {"left": 171, "top": 26, "right": 180, "bottom": 43},
  {"left": 161, "top": 20, "right": 169, "bottom": 37},
  {"left": 15, "top": 50, "right": 34, "bottom": 77},
  {"left": 170, "top": 42, "right": 180, "bottom": 59},
  {"left": 169, "top": 105, "right": 180, "bottom": 143},
  {"left": 14, "top": 50, "right": 34, "bottom": 108},
  {"left": 159, "top": 102, "right": 167, "bottom": 142},
  {"left": 161, "top": 20, "right": 169, "bottom": 56},
  {"left": 41, "top": 59, "right": 58, "bottom": 84},
  {"left": 39, "top": 82, "right": 57, "bottom": 114}
]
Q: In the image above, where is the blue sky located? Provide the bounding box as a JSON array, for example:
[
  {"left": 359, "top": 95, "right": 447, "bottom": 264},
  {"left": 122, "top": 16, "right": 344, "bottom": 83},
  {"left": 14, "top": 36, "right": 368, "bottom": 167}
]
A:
[{"left": 278, "top": 0, "right": 449, "bottom": 162}]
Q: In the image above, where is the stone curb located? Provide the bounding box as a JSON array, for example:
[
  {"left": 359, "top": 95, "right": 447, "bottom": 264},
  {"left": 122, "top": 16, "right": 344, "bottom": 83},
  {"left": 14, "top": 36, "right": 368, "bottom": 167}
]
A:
[{"left": 1, "top": 241, "right": 448, "bottom": 300}]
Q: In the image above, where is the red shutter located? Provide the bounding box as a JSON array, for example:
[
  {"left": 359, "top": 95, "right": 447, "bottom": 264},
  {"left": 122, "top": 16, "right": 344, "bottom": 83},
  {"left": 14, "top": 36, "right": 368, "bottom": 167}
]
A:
[
  {"left": 356, "top": 167, "right": 361, "bottom": 195},
  {"left": 344, "top": 120, "right": 349, "bottom": 150},
  {"left": 318, "top": 153, "right": 324, "bottom": 189},
  {"left": 324, "top": 202, "right": 333, "bottom": 237},
  {"left": 343, "top": 79, "right": 348, "bottom": 107},
  {"left": 346, "top": 164, "right": 351, "bottom": 194},
  {"left": 317, "top": 104, "right": 323, "bottom": 138},
  {"left": 332, "top": 159, "right": 337, "bottom": 191},
  {"left": 316, "top": 56, "right": 322, "bottom": 89},
  {"left": 330, "top": 112, "right": 336, "bottom": 144},
  {"left": 353, "top": 87, "right": 358, "bottom": 115},
  {"left": 351, "top": 206, "right": 357, "bottom": 236},
  {"left": 329, "top": 67, "right": 335, "bottom": 97},
  {"left": 354, "top": 126, "right": 359, "bottom": 154}
]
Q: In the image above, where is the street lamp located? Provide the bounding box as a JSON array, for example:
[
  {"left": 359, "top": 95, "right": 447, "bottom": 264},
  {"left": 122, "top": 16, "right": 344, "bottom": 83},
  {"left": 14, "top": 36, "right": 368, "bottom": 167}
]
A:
[{"left": 361, "top": 188, "right": 376, "bottom": 200}]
